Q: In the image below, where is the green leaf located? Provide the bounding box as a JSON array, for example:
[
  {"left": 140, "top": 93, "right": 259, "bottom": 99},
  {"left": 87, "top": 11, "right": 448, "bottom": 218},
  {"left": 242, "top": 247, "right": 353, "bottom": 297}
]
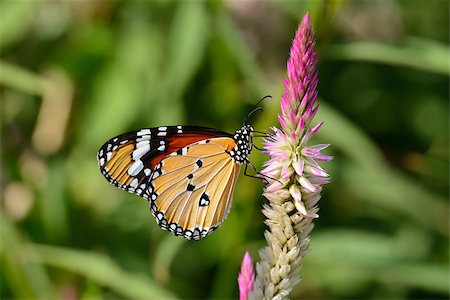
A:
[
  {"left": 29, "top": 244, "right": 179, "bottom": 300},
  {"left": 316, "top": 102, "right": 449, "bottom": 235},
  {"left": 326, "top": 38, "right": 450, "bottom": 76},
  {"left": 0, "top": 213, "right": 56, "bottom": 299},
  {"left": 159, "top": 1, "right": 209, "bottom": 123},
  {"left": 0, "top": 0, "right": 37, "bottom": 49},
  {"left": 0, "top": 60, "right": 46, "bottom": 96}
]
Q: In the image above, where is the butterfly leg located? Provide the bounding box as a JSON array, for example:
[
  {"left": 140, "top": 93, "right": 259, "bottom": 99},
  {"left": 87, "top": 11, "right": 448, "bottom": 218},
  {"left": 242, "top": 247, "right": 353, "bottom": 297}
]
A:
[
  {"left": 243, "top": 161, "right": 264, "bottom": 181},
  {"left": 244, "top": 159, "right": 282, "bottom": 184},
  {"left": 252, "top": 144, "right": 265, "bottom": 151}
]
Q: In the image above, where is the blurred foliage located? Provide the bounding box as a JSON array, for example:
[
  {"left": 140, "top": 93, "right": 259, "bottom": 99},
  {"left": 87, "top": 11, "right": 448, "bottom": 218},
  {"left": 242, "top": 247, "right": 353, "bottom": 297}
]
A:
[{"left": 1, "top": 0, "right": 448, "bottom": 299}]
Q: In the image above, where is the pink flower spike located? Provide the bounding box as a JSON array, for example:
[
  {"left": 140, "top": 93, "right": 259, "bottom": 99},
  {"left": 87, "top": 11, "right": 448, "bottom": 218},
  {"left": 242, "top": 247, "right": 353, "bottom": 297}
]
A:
[
  {"left": 252, "top": 12, "right": 331, "bottom": 299},
  {"left": 238, "top": 252, "right": 255, "bottom": 300}
]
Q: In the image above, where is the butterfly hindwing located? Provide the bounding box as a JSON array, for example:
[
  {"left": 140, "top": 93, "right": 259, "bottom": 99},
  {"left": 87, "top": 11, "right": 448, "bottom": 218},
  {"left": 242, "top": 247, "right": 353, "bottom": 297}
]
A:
[{"left": 149, "top": 137, "right": 240, "bottom": 240}]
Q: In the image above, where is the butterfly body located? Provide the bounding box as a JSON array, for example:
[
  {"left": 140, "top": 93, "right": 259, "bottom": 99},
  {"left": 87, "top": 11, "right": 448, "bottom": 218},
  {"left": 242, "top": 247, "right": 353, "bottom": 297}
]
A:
[{"left": 97, "top": 124, "right": 254, "bottom": 240}]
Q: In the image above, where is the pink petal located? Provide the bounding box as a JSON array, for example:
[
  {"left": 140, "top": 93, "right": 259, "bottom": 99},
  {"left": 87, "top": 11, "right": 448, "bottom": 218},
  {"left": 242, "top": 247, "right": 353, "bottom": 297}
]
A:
[{"left": 238, "top": 252, "right": 255, "bottom": 300}]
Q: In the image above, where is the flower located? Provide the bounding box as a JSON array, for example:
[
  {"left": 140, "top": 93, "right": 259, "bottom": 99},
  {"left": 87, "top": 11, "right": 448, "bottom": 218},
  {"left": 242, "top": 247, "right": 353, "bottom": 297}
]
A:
[
  {"left": 247, "top": 12, "right": 331, "bottom": 299},
  {"left": 238, "top": 251, "right": 255, "bottom": 300}
]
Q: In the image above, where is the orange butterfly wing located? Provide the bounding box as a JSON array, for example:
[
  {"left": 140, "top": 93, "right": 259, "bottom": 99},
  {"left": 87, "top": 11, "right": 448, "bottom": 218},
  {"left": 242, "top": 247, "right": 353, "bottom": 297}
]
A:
[
  {"left": 149, "top": 137, "right": 240, "bottom": 240},
  {"left": 97, "top": 127, "right": 231, "bottom": 196},
  {"left": 98, "top": 125, "right": 254, "bottom": 240}
]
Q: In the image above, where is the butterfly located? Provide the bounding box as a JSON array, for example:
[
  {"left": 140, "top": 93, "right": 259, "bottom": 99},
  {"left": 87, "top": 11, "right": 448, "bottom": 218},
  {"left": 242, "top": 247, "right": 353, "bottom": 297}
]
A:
[{"left": 97, "top": 123, "right": 256, "bottom": 240}]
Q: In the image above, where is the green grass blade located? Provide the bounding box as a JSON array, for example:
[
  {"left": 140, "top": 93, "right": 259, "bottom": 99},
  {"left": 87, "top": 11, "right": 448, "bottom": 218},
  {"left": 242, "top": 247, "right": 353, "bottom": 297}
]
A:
[
  {"left": 30, "top": 244, "right": 179, "bottom": 300},
  {"left": 326, "top": 38, "right": 450, "bottom": 76},
  {"left": 0, "top": 60, "right": 46, "bottom": 95}
]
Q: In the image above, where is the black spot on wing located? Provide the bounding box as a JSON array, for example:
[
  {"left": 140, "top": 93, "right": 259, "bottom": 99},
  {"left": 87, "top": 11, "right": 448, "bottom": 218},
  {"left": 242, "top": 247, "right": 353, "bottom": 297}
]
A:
[{"left": 199, "top": 192, "right": 210, "bottom": 207}]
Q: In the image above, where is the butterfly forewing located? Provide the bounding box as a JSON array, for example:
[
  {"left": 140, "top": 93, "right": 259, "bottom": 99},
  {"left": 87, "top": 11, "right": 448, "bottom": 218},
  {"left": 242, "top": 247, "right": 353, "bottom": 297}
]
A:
[{"left": 97, "top": 126, "right": 230, "bottom": 191}]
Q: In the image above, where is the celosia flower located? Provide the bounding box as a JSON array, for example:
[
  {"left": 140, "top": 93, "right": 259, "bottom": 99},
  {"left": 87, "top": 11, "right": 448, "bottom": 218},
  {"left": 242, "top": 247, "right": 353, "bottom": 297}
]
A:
[
  {"left": 238, "top": 251, "right": 255, "bottom": 300},
  {"left": 247, "top": 12, "right": 331, "bottom": 299}
]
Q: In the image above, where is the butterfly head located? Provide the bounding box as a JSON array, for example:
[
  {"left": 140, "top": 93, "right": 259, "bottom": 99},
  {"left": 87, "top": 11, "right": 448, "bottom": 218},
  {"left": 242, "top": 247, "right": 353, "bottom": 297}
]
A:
[{"left": 230, "top": 124, "right": 253, "bottom": 165}]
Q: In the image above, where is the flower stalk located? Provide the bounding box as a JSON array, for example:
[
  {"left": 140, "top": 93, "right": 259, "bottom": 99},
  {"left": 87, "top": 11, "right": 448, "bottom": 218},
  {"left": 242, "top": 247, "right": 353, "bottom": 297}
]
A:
[{"left": 244, "top": 12, "right": 332, "bottom": 299}]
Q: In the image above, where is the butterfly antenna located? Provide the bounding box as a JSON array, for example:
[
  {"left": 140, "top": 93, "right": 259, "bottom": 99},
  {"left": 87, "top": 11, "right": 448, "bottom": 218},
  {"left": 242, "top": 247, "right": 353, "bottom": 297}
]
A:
[{"left": 244, "top": 95, "right": 272, "bottom": 124}]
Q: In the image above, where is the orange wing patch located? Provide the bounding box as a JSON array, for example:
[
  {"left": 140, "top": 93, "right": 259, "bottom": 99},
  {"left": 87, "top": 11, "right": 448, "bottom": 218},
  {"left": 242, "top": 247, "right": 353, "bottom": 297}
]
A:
[
  {"left": 105, "top": 144, "right": 135, "bottom": 185},
  {"left": 149, "top": 137, "right": 241, "bottom": 240}
]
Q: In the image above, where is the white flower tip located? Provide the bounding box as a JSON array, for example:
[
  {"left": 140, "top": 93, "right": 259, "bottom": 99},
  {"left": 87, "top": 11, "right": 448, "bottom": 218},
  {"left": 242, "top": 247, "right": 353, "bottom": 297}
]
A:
[
  {"left": 294, "top": 199, "right": 307, "bottom": 215},
  {"left": 298, "top": 176, "right": 316, "bottom": 192},
  {"left": 289, "top": 185, "right": 302, "bottom": 202},
  {"left": 305, "top": 165, "right": 329, "bottom": 177},
  {"left": 292, "top": 155, "right": 304, "bottom": 176},
  {"left": 307, "top": 212, "right": 319, "bottom": 219}
]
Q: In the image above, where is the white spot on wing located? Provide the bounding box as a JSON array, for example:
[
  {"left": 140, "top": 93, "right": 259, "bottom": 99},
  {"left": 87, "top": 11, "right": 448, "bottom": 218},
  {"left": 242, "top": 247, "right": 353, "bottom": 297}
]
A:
[
  {"left": 137, "top": 129, "right": 151, "bottom": 136},
  {"left": 136, "top": 140, "right": 149, "bottom": 148},
  {"left": 128, "top": 160, "right": 144, "bottom": 176},
  {"left": 132, "top": 144, "right": 150, "bottom": 160},
  {"left": 136, "top": 135, "right": 151, "bottom": 142},
  {"left": 130, "top": 178, "right": 138, "bottom": 188}
]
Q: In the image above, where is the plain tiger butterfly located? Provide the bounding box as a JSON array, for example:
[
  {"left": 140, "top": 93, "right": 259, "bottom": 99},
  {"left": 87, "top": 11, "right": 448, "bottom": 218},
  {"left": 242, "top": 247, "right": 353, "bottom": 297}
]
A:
[{"left": 97, "top": 121, "right": 258, "bottom": 240}]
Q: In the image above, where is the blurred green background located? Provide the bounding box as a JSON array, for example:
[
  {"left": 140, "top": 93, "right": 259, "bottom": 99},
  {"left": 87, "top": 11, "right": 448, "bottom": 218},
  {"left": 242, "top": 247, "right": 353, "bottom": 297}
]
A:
[{"left": 1, "top": 0, "right": 448, "bottom": 299}]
